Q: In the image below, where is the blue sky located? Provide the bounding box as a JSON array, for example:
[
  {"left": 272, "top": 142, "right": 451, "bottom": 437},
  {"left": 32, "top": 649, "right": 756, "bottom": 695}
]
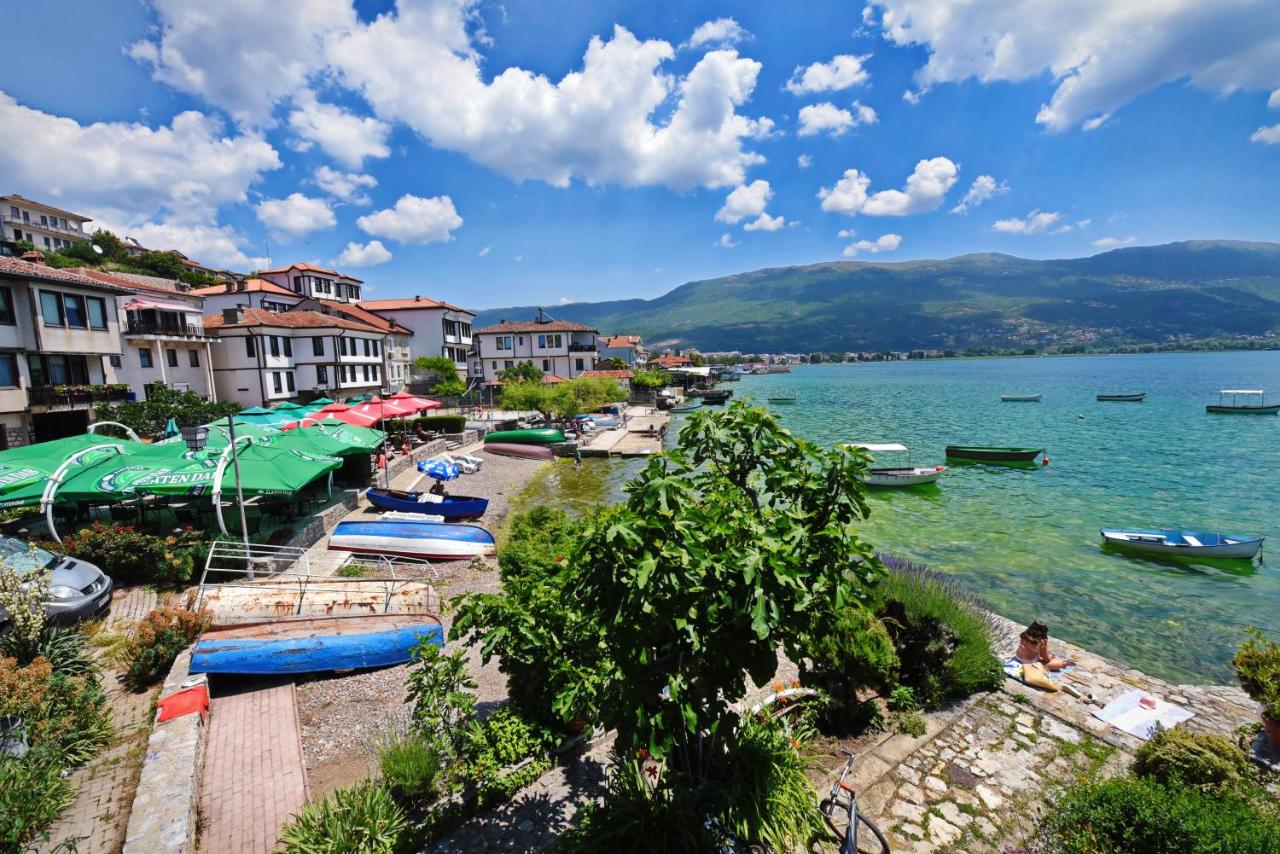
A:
[{"left": 2, "top": 0, "right": 1278, "bottom": 309}]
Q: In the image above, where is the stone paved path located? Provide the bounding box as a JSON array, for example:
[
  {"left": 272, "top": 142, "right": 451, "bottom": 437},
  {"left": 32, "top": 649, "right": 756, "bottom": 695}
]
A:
[{"left": 199, "top": 680, "right": 310, "bottom": 854}]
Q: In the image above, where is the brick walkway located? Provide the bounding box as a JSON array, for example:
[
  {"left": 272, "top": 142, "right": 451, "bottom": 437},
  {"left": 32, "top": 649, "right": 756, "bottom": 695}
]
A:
[{"left": 200, "top": 679, "right": 310, "bottom": 854}]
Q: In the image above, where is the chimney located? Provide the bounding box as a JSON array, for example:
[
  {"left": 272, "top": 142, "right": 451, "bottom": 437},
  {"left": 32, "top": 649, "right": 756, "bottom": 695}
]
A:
[
  {"left": 222, "top": 307, "right": 245, "bottom": 325},
  {"left": 20, "top": 250, "right": 46, "bottom": 266},
  {"left": 414, "top": 295, "right": 421, "bottom": 302}
]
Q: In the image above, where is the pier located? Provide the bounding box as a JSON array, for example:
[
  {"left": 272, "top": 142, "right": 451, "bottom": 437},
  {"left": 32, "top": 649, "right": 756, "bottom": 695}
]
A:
[{"left": 578, "top": 405, "right": 669, "bottom": 457}]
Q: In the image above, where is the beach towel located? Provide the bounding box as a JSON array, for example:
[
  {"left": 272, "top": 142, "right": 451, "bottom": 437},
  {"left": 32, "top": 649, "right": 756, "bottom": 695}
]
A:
[
  {"left": 1094, "top": 690, "right": 1193, "bottom": 740},
  {"left": 1004, "top": 657, "right": 1060, "bottom": 692}
]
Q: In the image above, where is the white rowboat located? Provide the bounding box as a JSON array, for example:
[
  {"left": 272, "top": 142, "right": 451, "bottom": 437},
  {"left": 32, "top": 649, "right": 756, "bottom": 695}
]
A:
[{"left": 845, "top": 443, "right": 946, "bottom": 487}]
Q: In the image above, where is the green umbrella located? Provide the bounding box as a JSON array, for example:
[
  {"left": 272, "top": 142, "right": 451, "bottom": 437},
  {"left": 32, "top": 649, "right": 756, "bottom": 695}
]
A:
[
  {"left": 309, "top": 397, "right": 335, "bottom": 405},
  {"left": 163, "top": 417, "right": 180, "bottom": 438},
  {"left": 273, "top": 401, "right": 304, "bottom": 410},
  {"left": 292, "top": 417, "right": 385, "bottom": 453},
  {"left": 271, "top": 428, "right": 356, "bottom": 459},
  {"left": 0, "top": 435, "right": 136, "bottom": 500}
]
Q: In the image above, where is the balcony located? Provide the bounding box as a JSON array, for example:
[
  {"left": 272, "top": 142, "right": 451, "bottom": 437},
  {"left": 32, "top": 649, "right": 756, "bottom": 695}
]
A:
[
  {"left": 2, "top": 214, "right": 87, "bottom": 239},
  {"left": 28, "top": 384, "right": 130, "bottom": 408},
  {"left": 568, "top": 342, "right": 596, "bottom": 353},
  {"left": 124, "top": 318, "right": 211, "bottom": 339}
]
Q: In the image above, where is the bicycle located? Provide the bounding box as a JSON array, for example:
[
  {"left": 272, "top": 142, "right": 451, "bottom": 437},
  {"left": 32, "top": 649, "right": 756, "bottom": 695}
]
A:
[{"left": 819, "top": 749, "right": 890, "bottom": 854}]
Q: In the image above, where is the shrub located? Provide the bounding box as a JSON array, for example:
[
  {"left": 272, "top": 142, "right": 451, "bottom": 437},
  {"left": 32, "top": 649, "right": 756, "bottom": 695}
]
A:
[
  {"left": 122, "top": 605, "right": 209, "bottom": 691},
  {"left": 410, "top": 415, "right": 467, "bottom": 434},
  {"left": 800, "top": 606, "right": 898, "bottom": 725},
  {"left": 52, "top": 523, "right": 204, "bottom": 586},
  {"left": 457, "top": 708, "right": 553, "bottom": 805},
  {"left": 376, "top": 728, "right": 443, "bottom": 805},
  {"left": 1040, "top": 775, "right": 1280, "bottom": 854},
  {"left": 0, "top": 624, "right": 97, "bottom": 676},
  {"left": 872, "top": 556, "right": 1002, "bottom": 709},
  {"left": 887, "top": 685, "right": 921, "bottom": 712},
  {"left": 277, "top": 780, "right": 407, "bottom": 854},
  {"left": 893, "top": 710, "right": 927, "bottom": 737},
  {"left": 1132, "top": 726, "right": 1256, "bottom": 793},
  {"left": 0, "top": 749, "right": 75, "bottom": 849},
  {"left": 404, "top": 642, "right": 476, "bottom": 757},
  {"left": 1231, "top": 627, "right": 1280, "bottom": 720}
]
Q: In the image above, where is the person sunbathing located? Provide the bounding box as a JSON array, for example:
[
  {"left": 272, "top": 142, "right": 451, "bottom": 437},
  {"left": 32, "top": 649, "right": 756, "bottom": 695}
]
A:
[{"left": 1015, "top": 621, "right": 1073, "bottom": 671}]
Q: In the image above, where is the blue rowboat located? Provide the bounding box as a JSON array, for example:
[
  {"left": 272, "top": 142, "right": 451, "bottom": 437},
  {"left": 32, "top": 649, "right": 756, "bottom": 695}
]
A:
[
  {"left": 366, "top": 487, "right": 489, "bottom": 520},
  {"left": 329, "top": 519, "right": 496, "bottom": 560},
  {"left": 1100, "top": 528, "right": 1264, "bottom": 560},
  {"left": 190, "top": 614, "right": 443, "bottom": 676}
]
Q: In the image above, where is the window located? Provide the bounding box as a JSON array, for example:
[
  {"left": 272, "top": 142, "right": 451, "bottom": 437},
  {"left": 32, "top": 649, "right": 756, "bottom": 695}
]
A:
[
  {"left": 312, "top": 336, "right": 324, "bottom": 356},
  {"left": 61, "top": 293, "right": 86, "bottom": 328},
  {"left": 245, "top": 336, "right": 256, "bottom": 358},
  {"left": 29, "top": 354, "right": 90, "bottom": 386},
  {"left": 575, "top": 358, "right": 584, "bottom": 371},
  {"left": 39, "top": 291, "right": 63, "bottom": 326},
  {"left": 269, "top": 336, "right": 280, "bottom": 357},
  {"left": 495, "top": 335, "right": 512, "bottom": 351},
  {"left": 372, "top": 365, "right": 379, "bottom": 381},
  {"left": 108, "top": 354, "right": 122, "bottom": 368},
  {"left": 339, "top": 337, "right": 347, "bottom": 356},
  {"left": 286, "top": 372, "right": 295, "bottom": 392},
  {"left": 0, "top": 287, "right": 14, "bottom": 325},
  {"left": 363, "top": 365, "right": 370, "bottom": 382},
  {"left": 317, "top": 365, "right": 328, "bottom": 385},
  {"left": 372, "top": 340, "right": 379, "bottom": 356},
  {"left": 273, "top": 372, "right": 283, "bottom": 393},
  {"left": 86, "top": 297, "right": 107, "bottom": 330},
  {"left": 139, "top": 348, "right": 153, "bottom": 368},
  {"left": 491, "top": 361, "right": 497, "bottom": 369},
  {"left": 39, "top": 215, "right": 48, "bottom": 227},
  {"left": 7, "top": 206, "right": 15, "bottom": 218},
  {"left": 504, "top": 360, "right": 513, "bottom": 369},
  {"left": 363, "top": 339, "right": 371, "bottom": 357},
  {"left": 43, "top": 237, "right": 51, "bottom": 249},
  {"left": 283, "top": 337, "right": 292, "bottom": 358},
  {"left": 537, "top": 334, "right": 562, "bottom": 349},
  {"left": 292, "top": 276, "right": 303, "bottom": 293},
  {"left": 166, "top": 348, "right": 178, "bottom": 368},
  {"left": 542, "top": 359, "right": 550, "bottom": 372},
  {"left": 0, "top": 354, "right": 17, "bottom": 388},
  {"left": 188, "top": 350, "right": 200, "bottom": 367},
  {"left": 21, "top": 210, "right": 28, "bottom": 223},
  {"left": 59, "top": 218, "right": 68, "bottom": 229},
  {"left": 53, "top": 238, "right": 61, "bottom": 249}
]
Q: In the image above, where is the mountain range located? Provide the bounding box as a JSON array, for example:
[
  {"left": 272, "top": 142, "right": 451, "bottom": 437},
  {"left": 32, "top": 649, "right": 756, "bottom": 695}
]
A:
[{"left": 471, "top": 241, "right": 1280, "bottom": 354}]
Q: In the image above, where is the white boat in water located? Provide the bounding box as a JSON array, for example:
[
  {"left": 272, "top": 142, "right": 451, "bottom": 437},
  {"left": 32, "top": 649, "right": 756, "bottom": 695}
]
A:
[
  {"left": 1100, "top": 528, "right": 1264, "bottom": 560},
  {"left": 845, "top": 443, "right": 946, "bottom": 487},
  {"left": 1001, "top": 393, "right": 1042, "bottom": 402}
]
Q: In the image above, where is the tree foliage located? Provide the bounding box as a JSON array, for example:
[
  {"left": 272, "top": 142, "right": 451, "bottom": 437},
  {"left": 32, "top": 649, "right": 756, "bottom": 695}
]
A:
[
  {"left": 498, "top": 360, "right": 543, "bottom": 383},
  {"left": 630, "top": 370, "right": 667, "bottom": 389},
  {"left": 498, "top": 377, "right": 625, "bottom": 420},
  {"left": 413, "top": 355, "right": 467, "bottom": 396},
  {"left": 96, "top": 385, "right": 242, "bottom": 439}
]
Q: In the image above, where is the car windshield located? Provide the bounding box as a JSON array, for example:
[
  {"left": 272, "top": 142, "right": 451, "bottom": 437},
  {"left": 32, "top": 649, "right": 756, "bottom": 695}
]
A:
[{"left": 0, "top": 537, "right": 59, "bottom": 574}]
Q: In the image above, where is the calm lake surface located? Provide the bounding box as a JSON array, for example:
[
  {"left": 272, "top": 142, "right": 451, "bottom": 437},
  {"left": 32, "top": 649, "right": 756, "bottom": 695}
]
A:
[{"left": 522, "top": 351, "right": 1280, "bottom": 684}]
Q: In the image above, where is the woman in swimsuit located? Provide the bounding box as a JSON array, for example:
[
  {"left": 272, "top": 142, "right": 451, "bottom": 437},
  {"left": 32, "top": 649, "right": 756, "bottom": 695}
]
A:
[{"left": 1015, "top": 621, "right": 1072, "bottom": 671}]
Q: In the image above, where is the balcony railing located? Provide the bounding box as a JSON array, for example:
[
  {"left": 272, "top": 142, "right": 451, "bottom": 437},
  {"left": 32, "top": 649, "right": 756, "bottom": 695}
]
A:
[
  {"left": 28, "top": 384, "right": 130, "bottom": 408},
  {"left": 2, "top": 214, "right": 86, "bottom": 238},
  {"left": 568, "top": 343, "right": 597, "bottom": 352},
  {"left": 125, "top": 318, "right": 207, "bottom": 338}
]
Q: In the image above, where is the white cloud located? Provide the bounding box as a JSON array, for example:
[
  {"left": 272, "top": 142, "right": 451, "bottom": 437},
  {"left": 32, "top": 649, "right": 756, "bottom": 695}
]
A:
[
  {"left": 0, "top": 91, "right": 280, "bottom": 226},
  {"left": 869, "top": 0, "right": 1280, "bottom": 131},
  {"left": 288, "top": 91, "right": 391, "bottom": 168},
  {"left": 478, "top": 245, "right": 491, "bottom": 257},
  {"left": 129, "top": 0, "right": 357, "bottom": 125},
  {"left": 715, "top": 233, "right": 739, "bottom": 248},
  {"left": 1093, "top": 235, "right": 1137, "bottom": 247},
  {"left": 336, "top": 239, "right": 392, "bottom": 266},
  {"left": 313, "top": 166, "right": 377, "bottom": 204},
  {"left": 1270, "top": 89, "right": 1280, "bottom": 109},
  {"left": 100, "top": 220, "right": 268, "bottom": 270},
  {"left": 843, "top": 233, "right": 902, "bottom": 256},
  {"left": 255, "top": 193, "right": 337, "bottom": 240},
  {"left": 357, "top": 193, "right": 463, "bottom": 244},
  {"left": 820, "top": 157, "right": 958, "bottom": 217},
  {"left": 557, "top": 296, "right": 572, "bottom": 304},
  {"left": 743, "top": 213, "right": 785, "bottom": 232},
  {"left": 514, "top": 255, "right": 525, "bottom": 262},
  {"left": 950, "top": 174, "right": 1008, "bottom": 213},
  {"left": 993, "top": 210, "right": 1064, "bottom": 234},
  {"left": 797, "top": 154, "right": 813, "bottom": 169},
  {"left": 686, "top": 18, "right": 750, "bottom": 48},
  {"left": 716, "top": 180, "right": 771, "bottom": 224},
  {"left": 1251, "top": 124, "right": 1280, "bottom": 144},
  {"left": 785, "top": 55, "right": 871, "bottom": 95},
  {"left": 797, "top": 101, "right": 877, "bottom": 137},
  {"left": 837, "top": 228, "right": 857, "bottom": 238}
]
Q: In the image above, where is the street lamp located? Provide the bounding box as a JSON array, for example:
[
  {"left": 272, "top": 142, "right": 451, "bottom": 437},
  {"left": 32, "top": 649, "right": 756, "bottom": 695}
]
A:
[{"left": 187, "top": 421, "right": 249, "bottom": 547}]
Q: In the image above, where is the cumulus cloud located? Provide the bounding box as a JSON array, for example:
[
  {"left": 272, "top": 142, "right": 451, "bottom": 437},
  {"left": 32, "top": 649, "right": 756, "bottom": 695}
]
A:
[
  {"left": 255, "top": 194, "right": 337, "bottom": 240},
  {"left": 819, "top": 157, "right": 958, "bottom": 216},
  {"left": 837, "top": 228, "right": 857, "bottom": 238},
  {"left": 313, "top": 166, "right": 377, "bottom": 204},
  {"left": 1092, "top": 235, "right": 1137, "bottom": 247},
  {"left": 743, "top": 213, "right": 785, "bottom": 232},
  {"left": 797, "top": 154, "right": 813, "bottom": 168},
  {"left": 785, "top": 55, "right": 871, "bottom": 94},
  {"left": 100, "top": 220, "right": 268, "bottom": 270},
  {"left": 715, "top": 233, "right": 739, "bottom": 248},
  {"left": 686, "top": 18, "right": 750, "bottom": 48},
  {"left": 843, "top": 233, "right": 902, "bottom": 256},
  {"left": 716, "top": 180, "right": 771, "bottom": 224},
  {"left": 1252, "top": 125, "right": 1280, "bottom": 144},
  {"left": 868, "top": 0, "right": 1280, "bottom": 131},
  {"left": 950, "top": 174, "right": 1008, "bottom": 213},
  {"left": 357, "top": 193, "right": 463, "bottom": 243},
  {"left": 992, "top": 210, "right": 1064, "bottom": 234},
  {"left": 288, "top": 91, "right": 391, "bottom": 168},
  {"left": 478, "top": 245, "right": 491, "bottom": 257},
  {"left": 337, "top": 239, "right": 393, "bottom": 266},
  {"left": 797, "top": 101, "right": 877, "bottom": 137}
]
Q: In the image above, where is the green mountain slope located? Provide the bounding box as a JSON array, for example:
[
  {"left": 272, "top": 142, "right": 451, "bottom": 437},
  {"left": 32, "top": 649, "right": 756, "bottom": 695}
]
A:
[{"left": 472, "top": 241, "right": 1280, "bottom": 353}]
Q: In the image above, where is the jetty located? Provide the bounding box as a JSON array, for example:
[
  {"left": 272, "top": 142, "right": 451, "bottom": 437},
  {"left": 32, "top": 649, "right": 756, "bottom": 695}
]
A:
[{"left": 578, "top": 405, "right": 669, "bottom": 457}]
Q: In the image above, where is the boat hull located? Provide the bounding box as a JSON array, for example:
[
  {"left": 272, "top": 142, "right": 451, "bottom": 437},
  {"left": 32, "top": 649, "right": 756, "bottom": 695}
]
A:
[
  {"left": 1100, "top": 528, "right": 1264, "bottom": 560},
  {"left": 1097, "top": 393, "right": 1146, "bottom": 402},
  {"left": 670, "top": 404, "right": 702, "bottom": 413},
  {"left": 483, "top": 442, "right": 554, "bottom": 461},
  {"left": 190, "top": 614, "right": 443, "bottom": 675},
  {"left": 767, "top": 397, "right": 797, "bottom": 404},
  {"left": 484, "top": 428, "right": 566, "bottom": 444},
  {"left": 366, "top": 487, "right": 489, "bottom": 519},
  {"left": 1001, "top": 394, "right": 1042, "bottom": 402},
  {"left": 945, "top": 446, "right": 1044, "bottom": 462},
  {"left": 1206, "top": 404, "right": 1280, "bottom": 415},
  {"left": 858, "top": 466, "right": 944, "bottom": 487},
  {"left": 329, "top": 520, "right": 496, "bottom": 560},
  {"left": 192, "top": 579, "right": 439, "bottom": 627}
]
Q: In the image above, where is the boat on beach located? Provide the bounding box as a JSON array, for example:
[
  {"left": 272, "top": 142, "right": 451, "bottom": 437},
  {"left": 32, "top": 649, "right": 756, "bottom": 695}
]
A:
[
  {"left": 483, "top": 442, "right": 555, "bottom": 461},
  {"left": 945, "top": 445, "right": 1044, "bottom": 462},
  {"left": 366, "top": 487, "right": 489, "bottom": 519},
  {"left": 329, "top": 519, "right": 497, "bottom": 560},
  {"left": 484, "top": 428, "right": 566, "bottom": 444},
  {"left": 1205, "top": 389, "right": 1280, "bottom": 415},
  {"left": 1001, "top": 393, "right": 1042, "bottom": 402},
  {"left": 1097, "top": 392, "right": 1147, "bottom": 402},
  {"left": 1100, "top": 528, "right": 1264, "bottom": 560},
  {"left": 845, "top": 443, "right": 945, "bottom": 487},
  {"left": 190, "top": 614, "right": 444, "bottom": 676}
]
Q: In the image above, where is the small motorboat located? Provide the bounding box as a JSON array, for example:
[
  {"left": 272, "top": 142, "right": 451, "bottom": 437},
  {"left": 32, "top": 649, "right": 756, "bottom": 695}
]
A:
[
  {"left": 483, "top": 442, "right": 555, "bottom": 461},
  {"left": 767, "top": 396, "right": 797, "bottom": 404},
  {"left": 945, "top": 445, "right": 1044, "bottom": 462},
  {"left": 484, "top": 428, "right": 566, "bottom": 444},
  {"left": 845, "top": 443, "right": 944, "bottom": 487},
  {"left": 576, "top": 414, "right": 619, "bottom": 428},
  {"left": 329, "top": 519, "right": 497, "bottom": 560},
  {"left": 700, "top": 389, "right": 733, "bottom": 405},
  {"left": 1097, "top": 392, "right": 1147, "bottom": 402},
  {"left": 1001, "top": 393, "right": 1042, "bottom": 402},
  {"left": 366, "top": 487, "right": 489, "bottom": 519},
  {"left": 1100, "top": 528, "right": 1264, "bottom": 560},
  {"left": 671, "top": 400, "right": 703, "bottom": 413},
  {"left": 1206, "top": 389, "right": 1280, "bottom": 415},
  {"left": 190, "top": 614, "right": 444, "bottom": 676}
]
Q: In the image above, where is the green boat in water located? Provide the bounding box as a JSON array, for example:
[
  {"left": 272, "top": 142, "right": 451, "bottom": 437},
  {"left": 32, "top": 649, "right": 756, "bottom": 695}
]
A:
[
  {"left": 484, "top": 428, "right": 566, "bottom": 445},
  {"left": 945, "top": 445, "right": 1044, "bottom": 462}
]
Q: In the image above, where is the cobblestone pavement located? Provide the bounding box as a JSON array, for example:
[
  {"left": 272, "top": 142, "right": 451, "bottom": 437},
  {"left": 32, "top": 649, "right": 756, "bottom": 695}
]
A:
[{"left": 199, "top": 680, "right": 310, "bottom": 854}]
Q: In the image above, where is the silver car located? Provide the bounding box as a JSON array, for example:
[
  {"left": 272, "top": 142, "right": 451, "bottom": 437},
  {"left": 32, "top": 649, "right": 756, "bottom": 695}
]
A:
[{"left": 0, "top": 536, "right": 113, "bottom": 625}]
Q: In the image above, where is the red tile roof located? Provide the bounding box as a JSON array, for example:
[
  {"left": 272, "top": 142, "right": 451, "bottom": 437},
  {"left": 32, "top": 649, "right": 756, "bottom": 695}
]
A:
[
  {"left": 0, "top": 256, "right": 132, "bottom": 292},
  {"left": 189, "top": 278, "right": 296, "bottom": 297},
  {"left": 65, "top": 267, "right": 200, "bottom": 301},
  {"left": 203, "top": 307, "right": 384, "bottom": 334},
  {"left": 319, "top": 300, "right": 412, "bottom": 335},
  {"left": 580, "top": 370, "right": 634, "bottom": 379},
  {"left": 477, "top": 319, "right": 597, "bottom": 334},
  {"left": 600, "top": 335, "right": 642, "bottom": 348},
  {"left": 360, "top": 296, "right": 470, "bottom": 313},
  {"left": 652, "top": 354, "right": 692, "bottom": 368},
  {"left": 257, "top": 262, "right": 363, "bottom": 283}
]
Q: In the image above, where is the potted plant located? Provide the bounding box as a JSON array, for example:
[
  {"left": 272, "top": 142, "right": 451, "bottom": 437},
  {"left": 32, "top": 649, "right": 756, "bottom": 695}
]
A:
[{"left": 1231, "top": 627, "right": 1280, "bottom": 749}]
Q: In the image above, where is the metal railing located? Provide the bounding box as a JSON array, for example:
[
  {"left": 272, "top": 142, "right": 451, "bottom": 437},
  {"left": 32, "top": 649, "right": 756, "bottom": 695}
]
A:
[
  {"left": 27, "top": 384, "right": 130, "bottom": 407},
  {"left": 2, "top": 214, "right": 86, "bottom": 238},
  {"left": 124, "top": 318, "right": 207, "bottom": 337},
  {"left": 568, "top": 343, "right": 596, "bottom": 352}
]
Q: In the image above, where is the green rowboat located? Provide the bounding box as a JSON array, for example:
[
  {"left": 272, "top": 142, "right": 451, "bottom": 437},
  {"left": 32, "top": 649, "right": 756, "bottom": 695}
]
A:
[
  {"left": 483, "top": 428, "right": 566, "bottom": 445},
  {"left": 945, "top": 445, "right": 1044, "bottom": 462}
]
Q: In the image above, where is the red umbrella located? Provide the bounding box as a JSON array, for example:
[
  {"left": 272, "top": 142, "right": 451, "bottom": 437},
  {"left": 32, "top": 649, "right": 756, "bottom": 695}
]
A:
[
  {"left": 387, "top": 390, "right": 441, "bottom": 412},
  {"left": 306, "top": 401, "right": 382, "bottom": 428}
]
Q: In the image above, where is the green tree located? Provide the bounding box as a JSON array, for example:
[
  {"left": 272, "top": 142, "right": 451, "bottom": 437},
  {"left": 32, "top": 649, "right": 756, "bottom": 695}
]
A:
[
  {"left": 134, "top": 251, "right": 186, "bottom": 279},
  {"left": 97, "top": 386, "right": 242, "bottom": 439},
  {"left": 413, "top": 356, "right": 466, "bottom": 395},
  {"left": 498, "top": 360, "right": 543, "bottom": 383},
  {"left": 89, "top": 229, "right": 127, "bottom": 261},
  {"left": 687, "top": 351, "right": 706, "bottom": 367},
  {"left": 596, "top": 356, "right": 628, "bottom": 370},
  {"left": 630, "top": 370, "right": 667, "bottom": 390}
]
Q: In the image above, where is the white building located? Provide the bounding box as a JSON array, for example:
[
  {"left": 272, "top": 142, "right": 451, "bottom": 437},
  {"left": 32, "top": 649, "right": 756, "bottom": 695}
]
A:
[
  {"left": 257, "top": 262, "right": 365, "bottom": 303},
  {"left": 204, "top": 307, "right": 389, "bottom": 407},
  {"left": 2, "top": 194, "right": 92, "bottom": 254},
  {"left": 360, "top": 296, "right": 475, "bottom": 378},
  {"left": 598, "top": 334, "right": 645, "bottom": 368},
  {"left": 473, "top": 315, "right": 598, "bottom": 383}
]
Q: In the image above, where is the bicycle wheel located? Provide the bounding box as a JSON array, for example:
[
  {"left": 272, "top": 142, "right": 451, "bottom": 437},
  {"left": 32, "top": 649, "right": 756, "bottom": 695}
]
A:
[{"left": 851, "top": 813, "right": 890, "bottom": 854}]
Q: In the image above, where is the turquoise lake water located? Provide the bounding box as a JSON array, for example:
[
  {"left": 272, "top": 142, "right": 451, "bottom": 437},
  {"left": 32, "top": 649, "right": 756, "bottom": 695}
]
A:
[{"left": 525, "top": 351, "right": 1280, "bottom": 684}]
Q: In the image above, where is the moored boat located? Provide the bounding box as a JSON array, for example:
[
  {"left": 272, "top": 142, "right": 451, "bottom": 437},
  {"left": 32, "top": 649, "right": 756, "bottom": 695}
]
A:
[
  {"left": 484, "top": 428, "right": 566, "bottom": 444},
  {"left": 1205, "top": 389, "right": 1280, "bottom": 415},
  {"left": 1100, "top": 528, "right": 1264, "bottom": 560},
  {"left": 1001, "top": 393, "right": 1042, "bottom": 402},
  {"left": 366, "top": 487, "right": 489, "bottom": 519},
  {"left": 329, "top": 519, "right": 496, "bottom": 560},
  {"left": 845, "top": 443, "right": 945, "bottom": 487},
  {"left": 945, "top": 445, "right": 1044, "bottom": 462},
  {"left": 1097, "top": 392, "right": 1147, "bottom": 402},
  {"left": 670, "top": 400, "right": 703, "bottom": 413},
  {"left": 483, "top": 442, "right": 555, "bottom": 461},
  {"left": 190, "top": 614, "right": 444, "bottom": 675},
  {"left": 767, "top": 396, "right": 798, "bottom": 404},
  {"left": 700, "top": 389, "right": 733, "bottom": 404}
]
